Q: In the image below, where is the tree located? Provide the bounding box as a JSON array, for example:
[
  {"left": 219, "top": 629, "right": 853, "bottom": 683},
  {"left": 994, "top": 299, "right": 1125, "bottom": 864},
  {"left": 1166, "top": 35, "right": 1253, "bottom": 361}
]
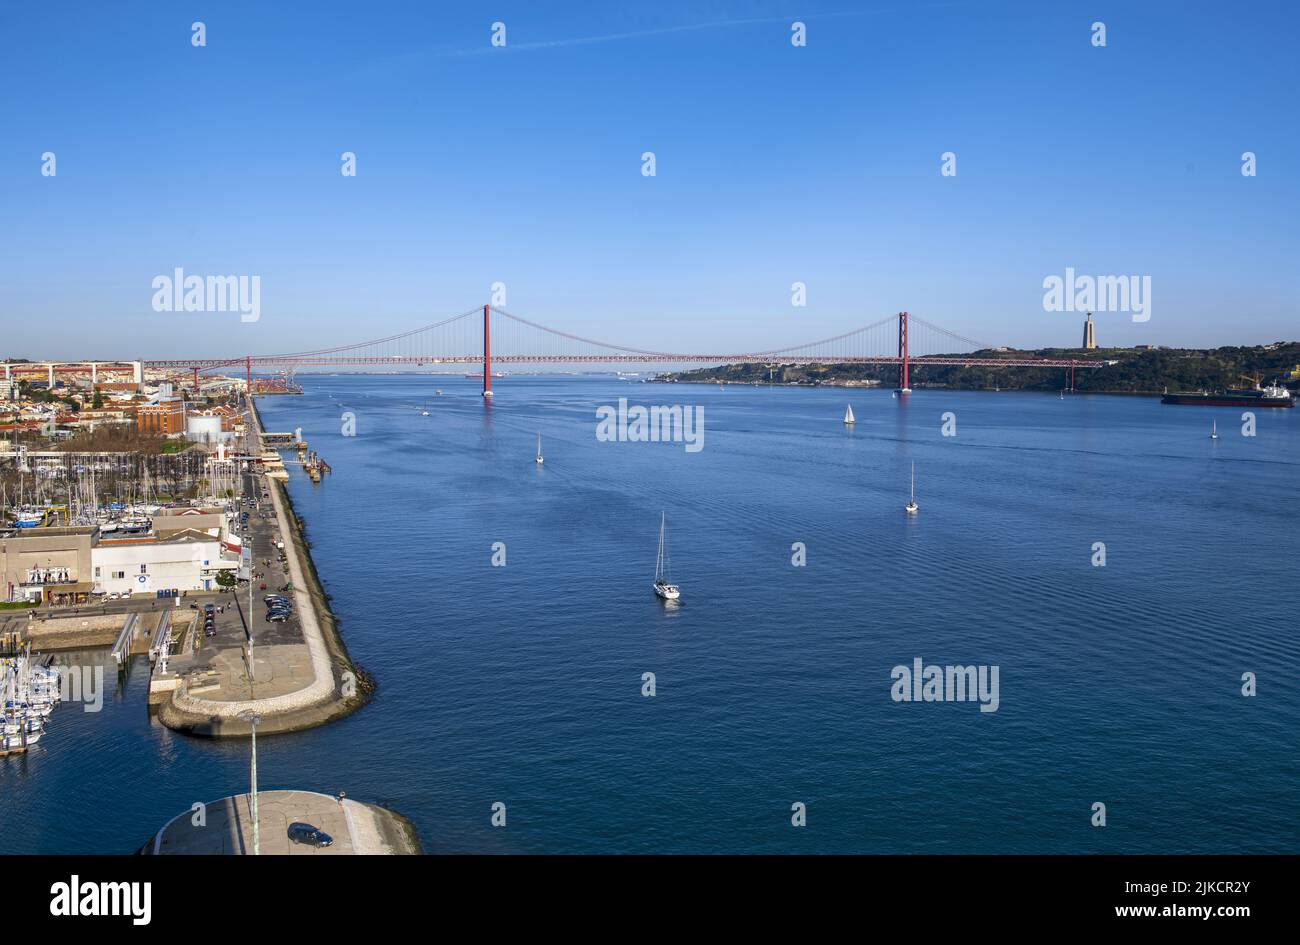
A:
[{"left": 215, "top": 570, "right": 236, "bottom": 589}]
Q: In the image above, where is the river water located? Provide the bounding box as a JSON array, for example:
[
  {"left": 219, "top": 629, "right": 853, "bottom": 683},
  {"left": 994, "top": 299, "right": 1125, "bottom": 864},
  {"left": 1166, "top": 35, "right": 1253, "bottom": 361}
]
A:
[{"left": 3, "top": 377, "right": 1297, "bottom": 853}]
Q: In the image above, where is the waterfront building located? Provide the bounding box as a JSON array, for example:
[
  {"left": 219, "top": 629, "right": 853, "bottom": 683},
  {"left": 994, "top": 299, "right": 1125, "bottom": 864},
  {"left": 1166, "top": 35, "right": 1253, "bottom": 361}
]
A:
[
  {"left": 0, "top": 527, "right": 96, "bottom": 604},
  {"left": 92, "top": 532, "right": 232, "bottom": 596}
]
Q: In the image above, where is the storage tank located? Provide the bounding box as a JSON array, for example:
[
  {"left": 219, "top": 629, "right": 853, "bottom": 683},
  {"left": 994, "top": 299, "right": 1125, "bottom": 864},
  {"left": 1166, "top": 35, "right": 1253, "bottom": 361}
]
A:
[{"left": 186, "top": 414, "right": 224, "bottom": 443}]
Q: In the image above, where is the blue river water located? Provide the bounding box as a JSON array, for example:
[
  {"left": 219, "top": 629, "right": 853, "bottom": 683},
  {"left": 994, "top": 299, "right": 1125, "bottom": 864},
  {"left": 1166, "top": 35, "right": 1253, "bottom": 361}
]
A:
[{"left": 3, "top": 376, "right": 1297, "bottom": 854}]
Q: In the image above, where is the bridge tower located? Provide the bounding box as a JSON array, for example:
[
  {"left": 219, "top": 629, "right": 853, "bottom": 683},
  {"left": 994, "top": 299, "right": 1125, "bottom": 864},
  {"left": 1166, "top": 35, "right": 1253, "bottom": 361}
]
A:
[
  {"left": 896, "top": 311, "right": 912, "bottom": 394},
  {"left": 482, "top": 304, "right": 493, "bottom": 397}
]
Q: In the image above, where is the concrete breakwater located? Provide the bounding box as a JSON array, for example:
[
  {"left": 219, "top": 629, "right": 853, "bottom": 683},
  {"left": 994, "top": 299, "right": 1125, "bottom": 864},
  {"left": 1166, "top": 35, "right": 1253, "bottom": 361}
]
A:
[{"left": 145, "top": 790, "right": 421, "bottom": 854}]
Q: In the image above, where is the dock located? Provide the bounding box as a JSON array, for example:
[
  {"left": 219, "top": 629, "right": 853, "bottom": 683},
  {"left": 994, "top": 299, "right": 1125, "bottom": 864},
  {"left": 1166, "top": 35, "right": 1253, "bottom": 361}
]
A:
[
  {"left": 111, "top": 613, "right": 138, "bottom": 667},
  {"left": 148, "top": 610, "right": 171, "bottom": 663}
]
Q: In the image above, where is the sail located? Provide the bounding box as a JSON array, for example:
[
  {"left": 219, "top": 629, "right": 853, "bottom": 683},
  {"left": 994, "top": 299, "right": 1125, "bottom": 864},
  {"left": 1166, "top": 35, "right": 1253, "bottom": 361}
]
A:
[{"left": 844, "top": 404, "right": 856, "bottom": 423}]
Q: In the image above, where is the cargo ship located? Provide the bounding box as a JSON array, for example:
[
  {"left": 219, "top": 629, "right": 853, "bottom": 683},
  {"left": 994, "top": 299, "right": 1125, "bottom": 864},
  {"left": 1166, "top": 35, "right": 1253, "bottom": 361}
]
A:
[{"left": 1161, "top": 377, "right": 1294, "bottom": 408}]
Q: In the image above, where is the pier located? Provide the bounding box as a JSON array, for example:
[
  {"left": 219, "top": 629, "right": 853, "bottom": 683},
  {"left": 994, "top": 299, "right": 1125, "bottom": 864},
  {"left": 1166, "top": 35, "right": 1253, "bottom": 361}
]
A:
[
  {"left": 153, "top": 393, "right": 364, "bottom": 736},
  {"left": 110, "top": 613, "right": 137, "bottom": 666},
  {"left": 147, "top": 790, "right": 420, "bottom": 854}
]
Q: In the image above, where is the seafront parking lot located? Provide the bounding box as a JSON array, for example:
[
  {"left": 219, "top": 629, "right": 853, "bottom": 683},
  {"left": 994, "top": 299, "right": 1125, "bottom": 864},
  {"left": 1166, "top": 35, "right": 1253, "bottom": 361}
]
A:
[{"left": 162, "top": 468, "right": 314, "bottom": 704}]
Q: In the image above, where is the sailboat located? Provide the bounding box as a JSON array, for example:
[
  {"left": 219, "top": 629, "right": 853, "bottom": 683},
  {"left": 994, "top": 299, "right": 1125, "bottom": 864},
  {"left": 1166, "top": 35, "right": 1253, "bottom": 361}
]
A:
[
  {"left": 420, "top": 404, "right": 429, "bottom": 416},
  {"left": 905, "top": 463, "right": 919, "bottom": 515},
  {"left": 535, "top": 434, "right": 544, "bottom": 464},
  {"left": 1210, "top": 420, "right": 1218, "bottom": 440},
  {"left": 652, "top": 512, "right": 680, "bottom": 601},
  {"left": 844, "top": 404, "right": 856, "bottom": 425}
]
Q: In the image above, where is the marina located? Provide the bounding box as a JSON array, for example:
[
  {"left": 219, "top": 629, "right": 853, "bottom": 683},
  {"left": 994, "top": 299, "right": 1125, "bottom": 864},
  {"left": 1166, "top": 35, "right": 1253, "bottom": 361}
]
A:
[{"left": 1, "top": 647, "right": 62, "bottom": 756}]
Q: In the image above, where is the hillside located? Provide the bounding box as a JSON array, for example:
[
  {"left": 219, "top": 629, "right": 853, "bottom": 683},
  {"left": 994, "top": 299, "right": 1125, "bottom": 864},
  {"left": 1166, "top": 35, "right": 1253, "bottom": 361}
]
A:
[{"left": 657, "top": 343, "right": 1300, "bottom": 394}]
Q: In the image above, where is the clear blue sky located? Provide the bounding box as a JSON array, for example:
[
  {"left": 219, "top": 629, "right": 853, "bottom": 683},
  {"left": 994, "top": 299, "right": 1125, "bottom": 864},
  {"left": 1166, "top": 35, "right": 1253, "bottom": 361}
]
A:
[{"left": 1, "top": 1, "right": 1296, "bottom": 360}]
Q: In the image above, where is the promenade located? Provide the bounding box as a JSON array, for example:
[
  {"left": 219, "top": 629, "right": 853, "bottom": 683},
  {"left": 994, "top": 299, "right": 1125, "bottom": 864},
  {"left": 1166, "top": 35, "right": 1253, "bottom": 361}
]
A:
[{"left": 157, "top": 395, "right": 360, "bottom": 734}]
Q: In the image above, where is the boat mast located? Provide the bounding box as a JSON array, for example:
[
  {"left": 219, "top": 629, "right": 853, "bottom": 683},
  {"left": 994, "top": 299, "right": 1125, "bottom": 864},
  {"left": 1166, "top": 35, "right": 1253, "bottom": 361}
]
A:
[{"left": 656, "top": 513, "right": 664, "bottom": 581}]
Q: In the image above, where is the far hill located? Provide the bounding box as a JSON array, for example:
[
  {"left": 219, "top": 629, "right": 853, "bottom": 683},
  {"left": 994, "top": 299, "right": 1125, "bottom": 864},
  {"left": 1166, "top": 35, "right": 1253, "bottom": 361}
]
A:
[{"left": 657, "top": 343, "right": 1300, "bottom": 395}]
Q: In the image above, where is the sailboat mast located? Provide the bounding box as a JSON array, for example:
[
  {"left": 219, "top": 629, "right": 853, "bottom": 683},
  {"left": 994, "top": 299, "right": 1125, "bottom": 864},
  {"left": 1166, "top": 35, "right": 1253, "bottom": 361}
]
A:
[{"left": 657, "top": 512, "right": 667, "bottom": 581}]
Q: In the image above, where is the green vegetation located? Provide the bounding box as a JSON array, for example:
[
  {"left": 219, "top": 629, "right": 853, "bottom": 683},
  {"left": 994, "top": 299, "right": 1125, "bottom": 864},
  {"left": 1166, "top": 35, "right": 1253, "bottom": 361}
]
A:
[
  {"left": 662, "top": 343, "right": 1300, "bottom": 394},
  {"left": 215, "top": 570, "right": 237, "bottom": 589},
  {"left": 159, "top": 441, "right": 193, "bottom": 454},
  {"left": 17, "top": 379, "right": 83, "bottom": 410}
]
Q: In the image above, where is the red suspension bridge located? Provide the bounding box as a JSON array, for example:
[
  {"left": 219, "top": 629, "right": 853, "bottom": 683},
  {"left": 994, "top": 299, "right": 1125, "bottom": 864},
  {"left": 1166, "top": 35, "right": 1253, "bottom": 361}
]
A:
[{"left": 146, "top": 307, "right": 1101, "bottom": 396}]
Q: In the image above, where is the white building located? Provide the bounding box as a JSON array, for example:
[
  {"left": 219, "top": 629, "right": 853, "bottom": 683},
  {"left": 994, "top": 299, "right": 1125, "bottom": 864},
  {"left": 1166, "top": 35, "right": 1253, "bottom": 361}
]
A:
[
  {"left": 186, "top": 414, "right": 231, "bottom": 444},
  {"left": 92, "top": 532, "right": 236, "bottom": 596}
]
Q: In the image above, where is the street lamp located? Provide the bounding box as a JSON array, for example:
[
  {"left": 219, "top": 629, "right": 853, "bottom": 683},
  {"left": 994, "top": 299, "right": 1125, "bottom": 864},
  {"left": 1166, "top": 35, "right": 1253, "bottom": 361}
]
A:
[
  {"left": 237, "top": 710, "right": 261, "bottom": 855},
  {"left": 246, "top": 529, "right": 254, "bottom": 682}
]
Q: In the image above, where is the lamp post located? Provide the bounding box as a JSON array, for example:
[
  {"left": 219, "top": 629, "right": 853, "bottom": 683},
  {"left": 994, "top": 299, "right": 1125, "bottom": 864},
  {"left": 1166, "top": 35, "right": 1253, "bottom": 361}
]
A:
[
  {"left": 237, "top": 710, "right": 261, "bottom": 855},
  {"left": 246, "top": 528, "right": 254, "bottom": 682}
]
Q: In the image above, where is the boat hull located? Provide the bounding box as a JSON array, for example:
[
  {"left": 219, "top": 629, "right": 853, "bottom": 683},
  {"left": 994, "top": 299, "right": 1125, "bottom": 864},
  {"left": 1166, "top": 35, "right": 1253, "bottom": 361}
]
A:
[
  {"left": 1161, "top": 393, "right": 1293, "bottom": 408},
  {"left": 653, "top": 583, "right": 680, "bottom": 601}
]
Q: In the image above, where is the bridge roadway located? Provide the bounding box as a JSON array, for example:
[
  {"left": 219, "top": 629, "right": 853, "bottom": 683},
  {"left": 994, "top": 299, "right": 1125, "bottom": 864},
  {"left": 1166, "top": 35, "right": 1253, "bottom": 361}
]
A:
[{"left": 146, "top": 353, "right": 1103, "bottom": 369}]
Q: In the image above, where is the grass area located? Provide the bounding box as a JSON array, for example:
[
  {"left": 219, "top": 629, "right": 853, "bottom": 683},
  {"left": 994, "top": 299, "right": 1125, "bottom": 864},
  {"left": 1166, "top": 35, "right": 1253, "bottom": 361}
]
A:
[
  {"left": 159, "top": 441, "right": 193, "bottom": 454},
  {"left": 0, "top": 600, "right": 35, "bottom": 610}
]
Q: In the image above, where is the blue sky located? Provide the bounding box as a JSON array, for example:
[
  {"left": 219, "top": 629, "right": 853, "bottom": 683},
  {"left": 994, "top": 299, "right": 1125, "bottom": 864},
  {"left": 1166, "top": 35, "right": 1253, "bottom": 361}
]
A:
[{"left": 1, "top": 0, "right": 1296, "bottom": 360}]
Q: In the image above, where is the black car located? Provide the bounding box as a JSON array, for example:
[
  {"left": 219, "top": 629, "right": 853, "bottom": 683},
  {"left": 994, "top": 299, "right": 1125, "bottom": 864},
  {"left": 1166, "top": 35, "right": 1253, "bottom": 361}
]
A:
[
  {"left": 287, "top": 823, "right": 333, "bottom": 847},
  {"left": 204, "top": 603, "right": 215, "bottom": 613}
]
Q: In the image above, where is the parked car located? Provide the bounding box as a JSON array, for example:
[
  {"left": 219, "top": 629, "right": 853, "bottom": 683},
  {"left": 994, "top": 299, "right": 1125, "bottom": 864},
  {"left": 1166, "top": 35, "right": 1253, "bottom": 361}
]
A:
[
  {"left": 287, "top": 823, "right": 333, "bottom": 847},
  {"left": 267, "top": 612, "right": 289, "bottom": 623}
]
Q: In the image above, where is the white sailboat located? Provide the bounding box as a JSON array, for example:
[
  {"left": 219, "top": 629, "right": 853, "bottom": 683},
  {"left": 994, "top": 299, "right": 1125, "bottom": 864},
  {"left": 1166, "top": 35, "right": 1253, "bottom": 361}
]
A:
[
  {"left": 844, "top": 404, "right": 856, "bottom": 425},
  {"left": 905, "top": 462, "right": 919, "bottom": 515},
  {"left": 1210, "top": 420, "right": 1218, "bottom": 440},
  {"left": 652, "top": 512, "right": 680, "bottom": 601},
  {"left": 535, "top": 433, "right": 544, "bottom": 464}
]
